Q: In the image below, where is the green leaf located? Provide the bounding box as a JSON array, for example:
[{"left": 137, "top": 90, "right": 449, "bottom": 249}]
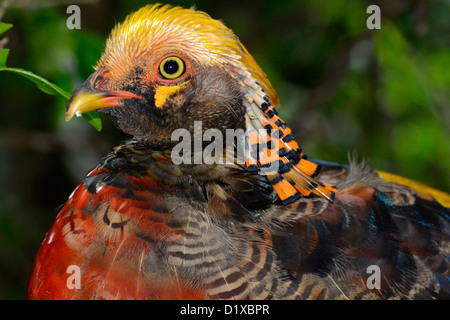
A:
[
  {"left": 0, "top": 49, "right": 9, "bottom": 67},
  {"left": 0, "top": 66, "right": 102, "bottom": 131},
  {"left": 0, "top": 66, "right": 71, "bottom": 98},
  {"left": 82, "top": 111, "right": 102, "bottom": 132},
  {"left": 0, "top": 22, "right": 13, "bottom": 35}
]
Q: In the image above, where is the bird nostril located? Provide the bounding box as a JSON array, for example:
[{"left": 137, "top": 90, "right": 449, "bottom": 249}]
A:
[{"left": 93, "top": 71, "right": 111, "bottom": 90}]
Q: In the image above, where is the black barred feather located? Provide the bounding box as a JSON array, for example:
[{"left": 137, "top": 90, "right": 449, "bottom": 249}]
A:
[{"left": 96, "top": 144, "right": 450, "bottom": 299}]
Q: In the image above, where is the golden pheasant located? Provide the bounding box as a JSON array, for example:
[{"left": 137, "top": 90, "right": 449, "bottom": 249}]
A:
[{"left": 28, "top": 4, "right": 450, "bottom": 300}]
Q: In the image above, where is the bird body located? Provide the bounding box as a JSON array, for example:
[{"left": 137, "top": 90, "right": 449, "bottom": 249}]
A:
[{"left": 28, "top": 4, "right": 450, "bottom": 300}]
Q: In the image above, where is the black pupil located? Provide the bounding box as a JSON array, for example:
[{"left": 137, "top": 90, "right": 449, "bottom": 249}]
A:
[{"left": 164, "top": 59, "right": 179, "bottom": 75}]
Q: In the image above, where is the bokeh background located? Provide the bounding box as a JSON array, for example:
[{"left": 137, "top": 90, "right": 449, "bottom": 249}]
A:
[{"left": 0, "top": 0, "right": 448, "bottom": 299}]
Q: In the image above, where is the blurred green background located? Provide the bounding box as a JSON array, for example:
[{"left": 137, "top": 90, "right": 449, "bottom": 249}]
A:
[{"left": 0, "top": 0, "right": 448, "bottom": 299}]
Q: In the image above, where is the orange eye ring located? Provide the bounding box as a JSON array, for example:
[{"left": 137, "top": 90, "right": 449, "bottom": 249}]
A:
[{"left": 158, "top": 56, "right": 185, "bottom": 80}]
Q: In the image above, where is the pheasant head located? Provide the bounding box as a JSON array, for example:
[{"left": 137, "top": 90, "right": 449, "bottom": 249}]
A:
[{"left": 66, "top": 3, "right": 338, "bottom": 204}]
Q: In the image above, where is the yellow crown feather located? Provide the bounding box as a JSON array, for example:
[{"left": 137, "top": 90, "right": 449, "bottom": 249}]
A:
[{"left": 96, "top": 3, "right": 279, "bottom": 106}]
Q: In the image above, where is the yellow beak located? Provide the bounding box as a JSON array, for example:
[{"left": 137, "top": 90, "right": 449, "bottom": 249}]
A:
[{"left": 65, "top": 85, "right": 143, "bottom": 121}]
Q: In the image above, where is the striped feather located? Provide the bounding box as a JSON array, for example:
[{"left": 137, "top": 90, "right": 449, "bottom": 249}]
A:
[{"left": 233, "top": 73, "right": 338, "bottom": 204}]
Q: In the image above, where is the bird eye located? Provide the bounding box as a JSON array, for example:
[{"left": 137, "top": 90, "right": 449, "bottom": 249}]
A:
[{"left": 159, "top": 56, "right": 185, "bottom": 80}]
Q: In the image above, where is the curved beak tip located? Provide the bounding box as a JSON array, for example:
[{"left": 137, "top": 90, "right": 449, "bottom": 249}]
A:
[
  {"left": 64, "top": 89, "right": 110, "bottom": 122},
  {"left": 64, "top": 85, "right": 144, "bottom": 122},
  {"left": 64, "top": 109, "right": 81, "bottom": 122}
]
